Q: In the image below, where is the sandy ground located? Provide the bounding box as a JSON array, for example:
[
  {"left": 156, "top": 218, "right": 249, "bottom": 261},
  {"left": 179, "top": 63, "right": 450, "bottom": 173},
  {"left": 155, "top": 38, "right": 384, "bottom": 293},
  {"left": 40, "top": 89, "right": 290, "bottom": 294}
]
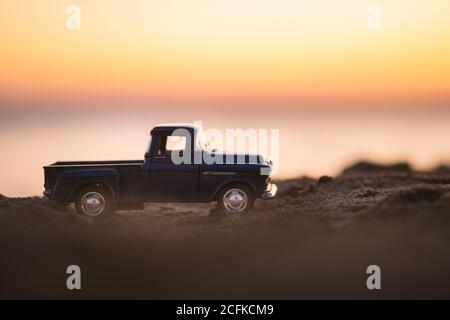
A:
[{"left": 1, "top": 161, "right": 450, "bottom": 299}]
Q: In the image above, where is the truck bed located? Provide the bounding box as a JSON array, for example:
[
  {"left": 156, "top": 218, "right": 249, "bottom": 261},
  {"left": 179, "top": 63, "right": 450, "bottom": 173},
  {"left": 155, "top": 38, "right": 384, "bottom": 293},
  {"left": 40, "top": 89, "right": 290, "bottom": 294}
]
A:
[
  {"left": 44, "top": 160, "right": 144, "bottom": 203},
  {"left": 47, "top": 160, "right": 144, "bottom": 167}
]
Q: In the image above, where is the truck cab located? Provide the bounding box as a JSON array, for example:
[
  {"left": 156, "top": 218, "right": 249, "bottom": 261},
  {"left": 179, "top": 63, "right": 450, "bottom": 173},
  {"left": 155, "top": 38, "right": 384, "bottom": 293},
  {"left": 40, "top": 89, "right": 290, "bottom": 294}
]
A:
[{"left": 43, "top": 123, "right": 277, "bottom": 217}]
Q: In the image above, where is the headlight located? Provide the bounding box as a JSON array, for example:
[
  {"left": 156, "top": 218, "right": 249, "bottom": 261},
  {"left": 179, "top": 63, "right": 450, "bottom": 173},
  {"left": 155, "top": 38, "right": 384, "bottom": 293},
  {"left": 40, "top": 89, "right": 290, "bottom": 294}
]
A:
[{"left": 258, "top": 155, "right": 265, "bottom": 164}]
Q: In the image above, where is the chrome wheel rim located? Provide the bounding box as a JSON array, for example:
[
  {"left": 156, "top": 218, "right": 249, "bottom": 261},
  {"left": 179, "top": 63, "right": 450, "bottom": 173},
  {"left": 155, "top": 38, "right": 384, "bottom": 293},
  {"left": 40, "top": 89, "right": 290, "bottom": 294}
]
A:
[
  {"left": 80, "top": 192, "right": 105, "bottom": 216},
  {"left": 223, "top": 188, "right": 248, "bottom": 212}
]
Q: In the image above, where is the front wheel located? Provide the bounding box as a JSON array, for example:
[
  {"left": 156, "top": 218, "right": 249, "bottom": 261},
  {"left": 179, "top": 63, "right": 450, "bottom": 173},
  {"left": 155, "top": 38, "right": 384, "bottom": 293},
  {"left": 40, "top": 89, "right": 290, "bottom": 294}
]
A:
[
  {"left": 75, "top": 187, "right": 114, "bottom": 217},
  {"left": 218, "top": 184, "right": 254, "bottom": 214}
]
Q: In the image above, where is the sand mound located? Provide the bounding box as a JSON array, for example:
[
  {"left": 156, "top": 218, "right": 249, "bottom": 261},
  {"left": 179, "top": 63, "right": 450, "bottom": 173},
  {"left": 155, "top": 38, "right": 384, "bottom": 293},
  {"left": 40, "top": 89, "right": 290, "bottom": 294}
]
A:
[
  {"left": 382, "top": 185, "right": 447, "bottom": 204},
  {"left": 360, "top": 185, "right": 450, "bottom": 221},
  {"left": 1, "top": 162, "right": 450, "bottom": 299},
  {"left": 341, "top": 161, "right": 412, "bottom": 176}
]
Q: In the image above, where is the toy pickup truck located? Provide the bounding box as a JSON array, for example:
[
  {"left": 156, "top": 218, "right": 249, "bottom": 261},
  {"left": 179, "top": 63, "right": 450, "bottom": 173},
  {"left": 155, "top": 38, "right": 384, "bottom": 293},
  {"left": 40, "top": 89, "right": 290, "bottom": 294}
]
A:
[{"left": 43, "top": 123, "right": 277, "bottom": 217}]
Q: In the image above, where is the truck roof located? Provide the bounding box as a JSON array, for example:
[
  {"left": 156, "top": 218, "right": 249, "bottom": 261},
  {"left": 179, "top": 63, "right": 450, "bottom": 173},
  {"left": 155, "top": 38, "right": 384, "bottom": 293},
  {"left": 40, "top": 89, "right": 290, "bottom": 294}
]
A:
[{"left": 152, "top": 123, "right": 202, "bottom": 131}]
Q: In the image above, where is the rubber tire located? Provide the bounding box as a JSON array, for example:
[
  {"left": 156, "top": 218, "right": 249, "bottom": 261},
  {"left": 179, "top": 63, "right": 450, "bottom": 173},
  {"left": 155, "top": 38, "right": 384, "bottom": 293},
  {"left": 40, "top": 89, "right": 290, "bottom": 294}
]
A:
[
  {"left": 75, "top": 187, "right": 114, "bottom": 217},
  {"left": 217, "top": 184, "right": 255, "bottom": 214}
]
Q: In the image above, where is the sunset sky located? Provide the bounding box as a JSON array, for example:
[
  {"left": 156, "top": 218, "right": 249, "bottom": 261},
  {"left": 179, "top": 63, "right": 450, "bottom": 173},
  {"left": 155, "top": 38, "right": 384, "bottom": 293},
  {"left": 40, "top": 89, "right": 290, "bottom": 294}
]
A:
[
  {"left": 1, "top": 0, "right": 449, "bottom": 107},
  {"left": 1, "top": 1, "right": 450, "bottom": 196}
]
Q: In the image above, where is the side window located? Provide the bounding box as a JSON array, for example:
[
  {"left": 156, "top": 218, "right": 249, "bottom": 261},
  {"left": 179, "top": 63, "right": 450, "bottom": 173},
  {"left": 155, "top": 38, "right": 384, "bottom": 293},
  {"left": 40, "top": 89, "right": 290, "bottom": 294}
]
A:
[
  {"left": 156, "top": 135, "right": 186, "bottom": 156},
  {"left": 165, "top": 136, "right": 186, "bottom": 153}
]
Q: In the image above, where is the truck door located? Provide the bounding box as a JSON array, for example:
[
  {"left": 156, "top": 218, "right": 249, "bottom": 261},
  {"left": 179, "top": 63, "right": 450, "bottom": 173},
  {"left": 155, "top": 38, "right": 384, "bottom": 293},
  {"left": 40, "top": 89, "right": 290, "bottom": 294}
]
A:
[{"left": 148, "top": 130, "right": 199, "bottom": 201}]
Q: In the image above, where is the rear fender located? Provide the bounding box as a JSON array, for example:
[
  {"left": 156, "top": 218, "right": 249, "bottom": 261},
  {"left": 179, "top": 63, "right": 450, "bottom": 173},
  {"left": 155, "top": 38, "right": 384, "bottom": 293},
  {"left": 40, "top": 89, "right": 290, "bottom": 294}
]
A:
[{"left": 52, "top": 168, "right": 120, "bottom": 202}]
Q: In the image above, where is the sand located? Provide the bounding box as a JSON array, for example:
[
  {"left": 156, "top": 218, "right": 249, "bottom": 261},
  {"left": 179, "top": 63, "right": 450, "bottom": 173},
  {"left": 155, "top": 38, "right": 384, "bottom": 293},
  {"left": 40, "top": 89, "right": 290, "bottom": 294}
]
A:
[{"left": 1, "top": 161, "right": 450, "bottom": 299}]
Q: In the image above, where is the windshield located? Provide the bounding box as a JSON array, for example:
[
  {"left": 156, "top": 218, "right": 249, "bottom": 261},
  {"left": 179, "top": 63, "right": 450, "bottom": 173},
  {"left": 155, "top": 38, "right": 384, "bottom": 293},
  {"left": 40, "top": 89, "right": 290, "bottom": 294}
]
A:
[{"left": 145, "top": 135, "right": 152, "bottom": 154}]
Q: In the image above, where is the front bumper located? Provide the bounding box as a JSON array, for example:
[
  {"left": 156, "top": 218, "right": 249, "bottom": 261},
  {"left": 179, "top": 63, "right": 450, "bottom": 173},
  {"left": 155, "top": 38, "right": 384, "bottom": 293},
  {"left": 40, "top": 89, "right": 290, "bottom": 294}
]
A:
[{"left": 262, "top": 183, "right": 278, "bottom": 199}]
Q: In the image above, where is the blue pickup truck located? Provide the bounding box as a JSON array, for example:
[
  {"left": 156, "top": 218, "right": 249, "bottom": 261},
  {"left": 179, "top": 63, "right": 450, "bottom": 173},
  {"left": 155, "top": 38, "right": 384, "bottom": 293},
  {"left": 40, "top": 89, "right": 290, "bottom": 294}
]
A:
[{"left": 43, "top": 123, "right": 277, "bottom": 217}]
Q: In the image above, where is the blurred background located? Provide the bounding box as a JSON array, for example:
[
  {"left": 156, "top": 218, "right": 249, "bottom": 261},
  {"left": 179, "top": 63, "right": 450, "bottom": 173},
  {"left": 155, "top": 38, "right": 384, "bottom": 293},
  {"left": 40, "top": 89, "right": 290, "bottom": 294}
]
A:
[{"left": 1, "top": 0, "right": 450, "bottom": 196}]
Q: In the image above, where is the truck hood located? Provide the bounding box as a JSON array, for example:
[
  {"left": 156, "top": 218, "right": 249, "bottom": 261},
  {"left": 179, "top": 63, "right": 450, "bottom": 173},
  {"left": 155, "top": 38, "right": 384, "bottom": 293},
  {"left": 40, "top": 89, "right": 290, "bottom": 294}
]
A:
[{"left": 202, "top": 151, "right": 266, "bottom": 165}]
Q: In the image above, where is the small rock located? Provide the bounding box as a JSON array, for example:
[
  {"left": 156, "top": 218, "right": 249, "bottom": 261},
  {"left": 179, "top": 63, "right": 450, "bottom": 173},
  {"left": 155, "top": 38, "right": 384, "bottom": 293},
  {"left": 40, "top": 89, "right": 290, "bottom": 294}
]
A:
[
  {"left": 303, "top": 183, "right": 316, "bottom": 193},
  {"left": 278, "top": 186, "right": 302, "bottom": 198},
  {"left": 318, "top": 176, "right": 333, "bottom": 184},
  {"left": 356, "top": 188, "right": 379, "bottom": 198},
  {"left": 209, "top": 206, "right": 223, "bottom": 216}
]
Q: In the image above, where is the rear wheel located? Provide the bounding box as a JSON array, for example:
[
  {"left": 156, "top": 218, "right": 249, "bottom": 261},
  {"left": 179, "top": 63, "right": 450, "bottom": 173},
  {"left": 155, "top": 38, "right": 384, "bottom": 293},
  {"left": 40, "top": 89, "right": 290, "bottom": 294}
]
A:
[
  {"left": 218, "top": 184, "right": 254, "bottom": 214},
  {"left": 75, "top": 187, "right": 114, "bottom": 217}
]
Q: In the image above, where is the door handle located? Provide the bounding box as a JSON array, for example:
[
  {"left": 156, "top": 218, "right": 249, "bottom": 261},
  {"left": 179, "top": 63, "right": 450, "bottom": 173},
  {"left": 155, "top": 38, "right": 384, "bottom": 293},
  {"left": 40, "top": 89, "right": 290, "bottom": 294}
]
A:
[{"left": 203, "top": 171, "right": 236, "bottom": 176}]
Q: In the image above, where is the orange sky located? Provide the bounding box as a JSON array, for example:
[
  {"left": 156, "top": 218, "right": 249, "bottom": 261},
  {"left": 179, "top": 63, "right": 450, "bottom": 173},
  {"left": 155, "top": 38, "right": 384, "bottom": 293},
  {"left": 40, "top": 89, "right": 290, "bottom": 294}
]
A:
[
  {"left": 1, "top": 0, "right": 450, "bottom": 108},
  {"left": 1, "top": 1, "right": 450, "bottom": 196}
]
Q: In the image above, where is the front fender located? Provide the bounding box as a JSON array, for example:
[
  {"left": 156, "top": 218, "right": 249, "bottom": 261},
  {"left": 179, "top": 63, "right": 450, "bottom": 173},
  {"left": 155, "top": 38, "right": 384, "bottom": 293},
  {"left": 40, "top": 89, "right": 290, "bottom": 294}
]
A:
[{"left": 209, "top": 177, "right": 258, "bottom": 201}]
